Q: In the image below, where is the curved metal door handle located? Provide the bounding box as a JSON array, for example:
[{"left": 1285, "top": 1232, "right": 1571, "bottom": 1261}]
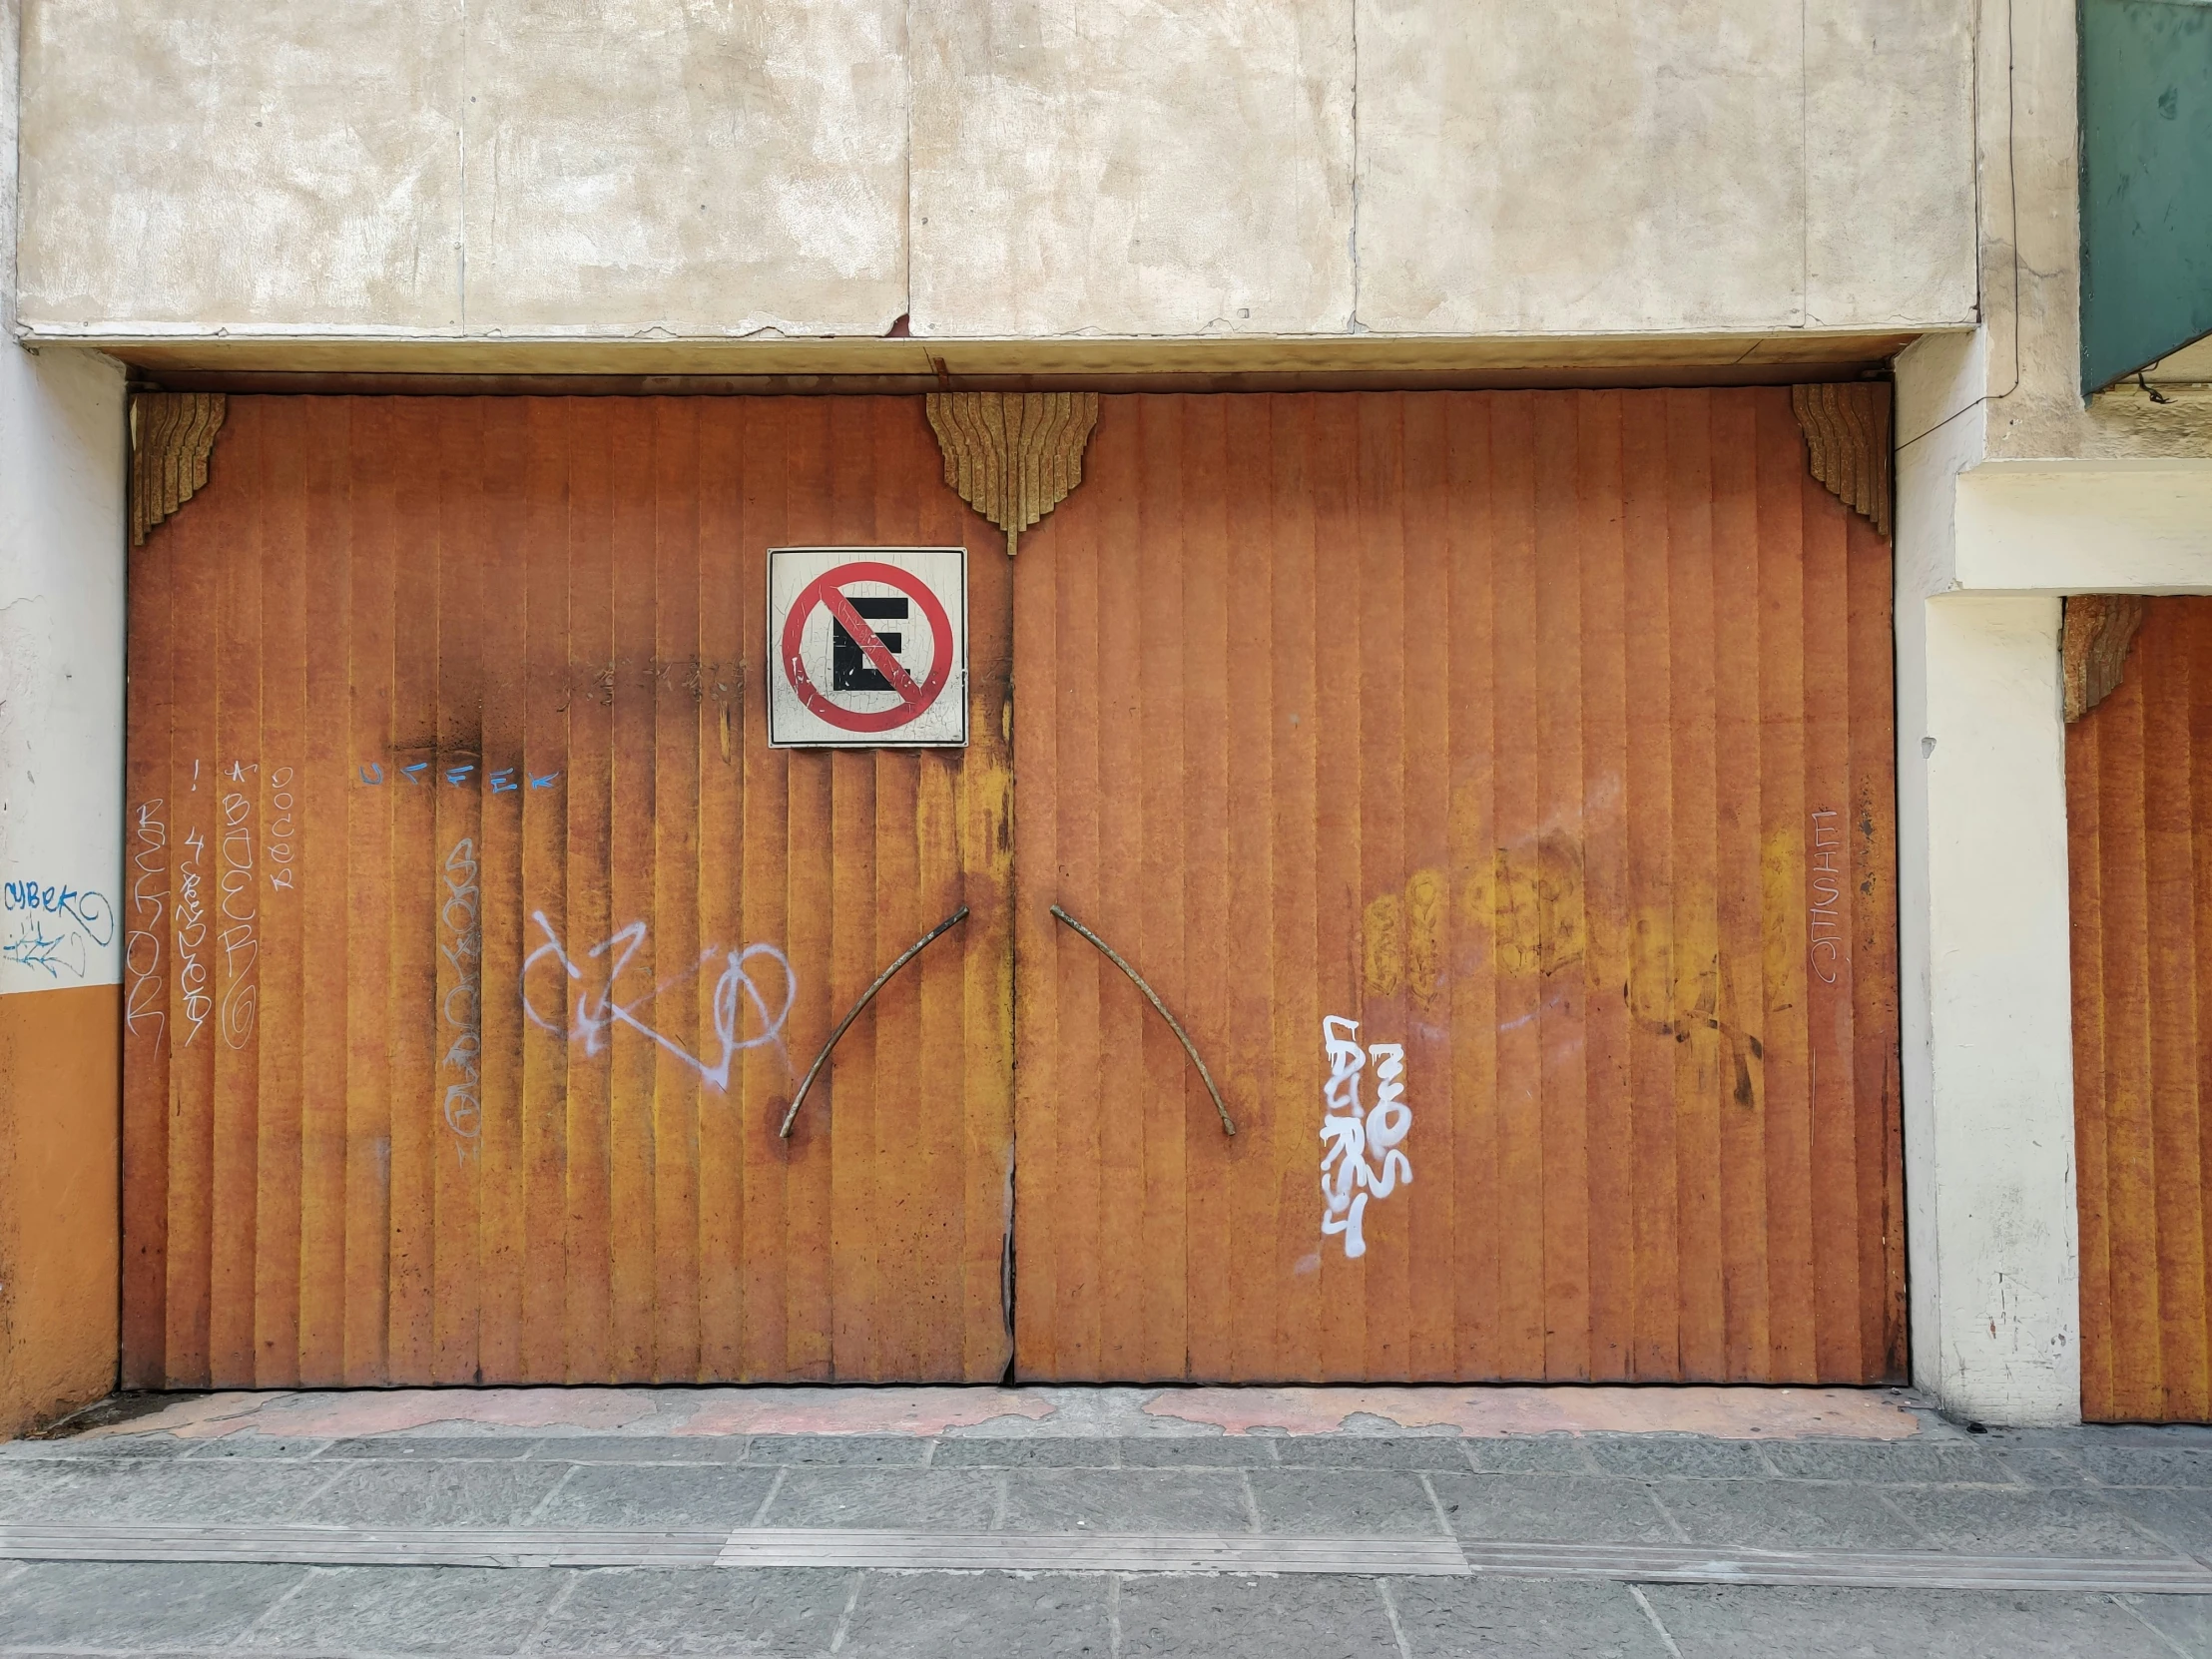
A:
[
  {"left": 779, "top": 905, "right": 970, "bottom": 1138},
  {"left": 1050, "top": 903, "right": 1236, "bottom": 1137}
]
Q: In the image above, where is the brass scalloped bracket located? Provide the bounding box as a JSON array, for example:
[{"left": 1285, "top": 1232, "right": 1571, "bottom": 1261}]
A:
[
  {"left": 130, "top": 392, "right": 228, "bottom": 548},
  {"left": 1791, "top": 383, "right": 1891, "bottom": 539},
  {"left": 924, "top": 391, "right": 1100, "bottom": 556},
  {"left": 2061, "top": 594, "right": 2148, "bottom": 723}
]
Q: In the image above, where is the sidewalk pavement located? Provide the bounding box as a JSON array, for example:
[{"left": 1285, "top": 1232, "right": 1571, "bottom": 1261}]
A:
[{"left": 0, "top": 1385, "right": 2207, "bottom": 1657}]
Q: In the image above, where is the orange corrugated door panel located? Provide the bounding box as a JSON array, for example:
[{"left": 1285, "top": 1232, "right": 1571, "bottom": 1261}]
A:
[
  {"left": 2071, "top": 598, "right": 2212, "bottom": 1422},
  {"left": 122, "top": 396, "right": 1014, "bottom": 1387},
  {"left": 1011, "top": 389, "right": 1906, "bottom": 1383}
]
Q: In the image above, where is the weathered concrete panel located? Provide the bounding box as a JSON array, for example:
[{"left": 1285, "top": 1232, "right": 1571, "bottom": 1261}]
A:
[
  {"left": 1806, "top": 0, "right": 1977, "bottom": 327},
  {"left": 463, "top": 0, "right": 908, "bottom": 336},
  {"left": 18, "top": 0, "right": 464, "bottom": 330},
  {"left": 908, "top": 0, "right": 1354, "bottom": 337},
  {"left": 1354, "top": 1, "right": 1810, "bottom": 334},
  {"left": 16, "top": 0, "right": 1981, "bottom": 345}
]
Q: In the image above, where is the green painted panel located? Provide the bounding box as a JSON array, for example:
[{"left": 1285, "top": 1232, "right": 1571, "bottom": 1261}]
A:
[{"left": 2080, "top": 0, "right": 2212, "bottom": 390}]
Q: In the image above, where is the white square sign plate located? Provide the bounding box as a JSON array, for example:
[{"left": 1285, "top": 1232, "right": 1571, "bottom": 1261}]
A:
[{"left": 767, "top": 547, "right": 968, "bottom": 748}]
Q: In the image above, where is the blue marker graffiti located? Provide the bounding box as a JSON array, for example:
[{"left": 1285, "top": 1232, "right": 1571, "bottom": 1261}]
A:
[
  {"left": 1, "top": 880, "right": 115, "bottom": 943},
  {"left": 355, "top": 760, "right": 560, "bottom": 792},
  {"left": 1, "top": 878, "right": 115, "bottom": 980}
]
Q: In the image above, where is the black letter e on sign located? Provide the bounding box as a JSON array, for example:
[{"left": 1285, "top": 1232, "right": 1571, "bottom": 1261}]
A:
[{"left": 831, "top": 596, "right": 910, "bottom": 692}]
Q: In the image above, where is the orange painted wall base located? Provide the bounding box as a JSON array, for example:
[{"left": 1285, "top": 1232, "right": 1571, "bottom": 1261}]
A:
[{"left": 0, "top": 984, "right": 119, "bottom": 1435}]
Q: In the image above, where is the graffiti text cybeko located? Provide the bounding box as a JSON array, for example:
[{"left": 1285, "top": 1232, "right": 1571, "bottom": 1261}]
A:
[{"left": 1, "top": 875, "right": 116, "bottom": 980}]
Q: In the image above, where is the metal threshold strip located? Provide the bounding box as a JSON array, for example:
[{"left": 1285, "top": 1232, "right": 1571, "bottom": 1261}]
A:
[
  {"left": 717, "top": 1530, "right": 1463, "bottom": 1575},
  {"left": 2, "top": 1525, "right": 2209, "bottom": 1593},
  {"left": 0, "top": 1525, "right": 733, "bottom": 1570}
]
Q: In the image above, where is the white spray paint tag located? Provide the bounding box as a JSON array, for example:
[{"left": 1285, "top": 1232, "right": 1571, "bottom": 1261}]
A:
[{"left": 1320, "top": 1015, "right": 1412, "bottom": 1260}]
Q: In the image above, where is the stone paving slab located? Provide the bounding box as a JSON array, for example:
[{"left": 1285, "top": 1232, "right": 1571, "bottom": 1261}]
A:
[
  {"left": 1426, "top": 1471, "right": 1683, "bottom": 1545},
  {"left": 1882, "top": 1483, "right": 2175, "bottom": 1558},
  {"left": 526, "top": 1565, "right": 850, "bottom": 1658},
  {"left": 1583, "top": 1434, "right": 1779, "bottom": 1481},
  {"left": 1389, "top": 1574, "right": 1677, "bottom": 1658},
  {"left": 236, "top": 1563, "right": 557, "bottom": 1655},
  {"left": 1639, "top": 1582, "right": 2190, "bottom": 1658},
  {"left": 2109, "top": 1485, "right": 2212, "bottom": 1555},
  {"left": 1760, "top": 1437, "right": 2017, "bottom": 1485},
  {"left": 295, "top": 1462, "right": 574, "bottom": 1528},
  {"left": 758, "top": 1467, "right": 1000, "bottom": 1531},
  {"left": 2128, "top": 1591, "right": 2212, "bottom": 1655},
  {"left": 1246, "top": 1468, "right": 1444, "bottom": 1537},
  {"left": 998, "top": 1468, "right": 1253, "bottom": 1534},
  {"left": 1648, "top": 1476, "right": 1925, "bottom": 1551},
  {"left": 841, "top": 1567, "right": 1115, "bottom": 1659},
  {"left": 0, "top": 1460, "right": 343, "bottom": 1525},
  {"left": 532, "top": 1464, "right": 779, "bottom": 1528},
  {"left": 1117, "top": 1573, "right": 1398, "bottom": 1659},
  {"left": 0, "top": 1559, "right": 308, "bottom": 1649}
]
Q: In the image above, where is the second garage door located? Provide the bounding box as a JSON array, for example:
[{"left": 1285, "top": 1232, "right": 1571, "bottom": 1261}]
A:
[{"left": 1011, "top": 389, "right": 1905, "bottom": 1383}]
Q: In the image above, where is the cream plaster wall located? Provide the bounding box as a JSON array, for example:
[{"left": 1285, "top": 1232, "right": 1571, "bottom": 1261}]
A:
[
  {"left": 1356, "top": 0, "right": 1975, "bottom": 335},
  {"left": 908, "top": 0, "right": 1353, "bottom": 338},
  {"left": 19, "top": 0, "right": 464, "bottom": 332},
  {"left": 18, "top": 0, "right": 1977, "bottom": 346},
  {"left": 464, "top": 1, "right": 908, "bottom": 337}
]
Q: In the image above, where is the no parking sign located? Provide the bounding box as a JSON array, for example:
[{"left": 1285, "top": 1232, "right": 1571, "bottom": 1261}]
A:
[{"left": 767, "top": 548, "right": 968, "bottom": 748}]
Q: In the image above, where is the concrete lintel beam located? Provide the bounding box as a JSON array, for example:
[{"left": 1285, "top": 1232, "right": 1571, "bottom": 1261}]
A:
[{"left": 1951, "top": 461, "right": 2212, "bottom": 595}]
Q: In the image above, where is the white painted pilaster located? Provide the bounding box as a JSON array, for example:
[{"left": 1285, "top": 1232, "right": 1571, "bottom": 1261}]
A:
[
  {"left": 1897, "top": 590, "right": 2080, "bottom": 1424},
  {"left": 0, "top": 343, "right": 128, "bottom": 993},
  {"left": 1894, "top": 331, "right": 2082, "bottom": 1425}
]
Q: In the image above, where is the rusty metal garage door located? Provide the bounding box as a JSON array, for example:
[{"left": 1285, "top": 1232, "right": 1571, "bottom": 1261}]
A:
[
  {"left": 122, "top": 396, "right": 1014, "bottom": 1388},
  {"left": 1010, "top": 390, "right": 1905, "bottom": 1382},
  {"left": 2070, "top": 597, "right": 2212, "bottom": 1421},
  {"left": 123, "top": 386, "right": 1903, "bottom": 1391}
]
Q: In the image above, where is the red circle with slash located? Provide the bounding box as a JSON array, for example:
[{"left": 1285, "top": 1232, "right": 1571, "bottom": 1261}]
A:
[{"left": 780, "top": 560, "right": 956, "bottom": 734}]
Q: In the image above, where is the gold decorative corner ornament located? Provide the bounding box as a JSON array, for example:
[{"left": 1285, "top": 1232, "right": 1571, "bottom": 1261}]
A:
[
  {"left": 1791, "top": 383, "right": 1891, "bottom": 539},
  {"left": 925, "top": 391, "right": 1100, "bottom": 556},
  {"left": 2061, "top": 594, "right": 2148, "bottom": 723},
  {"left": 129, "top": 391, "right": 228, "bottom": 548}
]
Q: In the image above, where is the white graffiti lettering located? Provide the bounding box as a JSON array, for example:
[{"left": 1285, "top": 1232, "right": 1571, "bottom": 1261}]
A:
[
  {"left": 1319, "top": 1015, "right": 1412, "bottom": 1260},
  {"left": 1810, "top": 807, "right": 1847, "bottom": 985},
  {"left": 267, "top": 766, "right": 297, "bottom": 893},
  {"left": 217, "top": 791, "right": 258, "bottom": 1048},
  {"left": 439, "top": 835, "right": 483, "bottom": 1154},
  {"left": 175, "top": 827, "right": 212, "bottom": 1047},
  {"left": 522, "top": 912, "right": 795, "bottom": 1091},
  {"left": 125, "top": 800, "right": 169, "bottom": 1047}
]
